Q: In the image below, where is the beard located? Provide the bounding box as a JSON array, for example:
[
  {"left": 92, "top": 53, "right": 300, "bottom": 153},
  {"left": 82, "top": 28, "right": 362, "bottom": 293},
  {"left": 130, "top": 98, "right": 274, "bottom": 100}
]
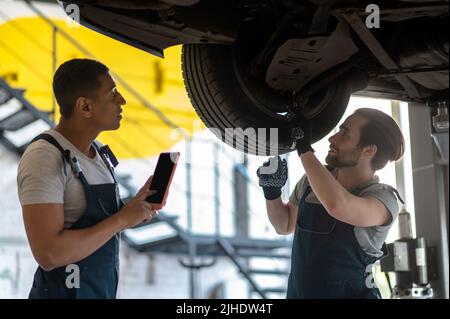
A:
[{"left": 325, "top": 146, "right": 362, "bottom": 168}]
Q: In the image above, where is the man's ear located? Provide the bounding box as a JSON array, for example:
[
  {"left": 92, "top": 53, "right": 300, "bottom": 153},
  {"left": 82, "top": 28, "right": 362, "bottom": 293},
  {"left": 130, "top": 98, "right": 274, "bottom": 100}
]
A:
[
  {"left": 75, "top": 96, "right": 92, "bottom": 118},
  {"left": 362, "top": 144, "right": 377, "bottom": 157}
]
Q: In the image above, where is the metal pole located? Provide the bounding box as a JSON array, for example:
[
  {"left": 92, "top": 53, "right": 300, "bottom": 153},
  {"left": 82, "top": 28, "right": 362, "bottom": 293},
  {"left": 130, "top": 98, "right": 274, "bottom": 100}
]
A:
[
  {"left": 408, "top": 102, "right": 449, "bottom": 298},
  {"left": 186, "top": 137, "right": 196, "bottom": 298},
  {"left": 214, "top": 142, "right": 220, "bottom": 237},
  {"left": 234, "top": 161, "right": 249, "bottom": 237},
  {"left": 186, "top": 138, "right": 192, "bottom": 237},
  {"left": 188, "top": 240, "right": 197, "bottom": 298},
  {"left": 391, "top": 100, "right": 406, "bottom": 201}
]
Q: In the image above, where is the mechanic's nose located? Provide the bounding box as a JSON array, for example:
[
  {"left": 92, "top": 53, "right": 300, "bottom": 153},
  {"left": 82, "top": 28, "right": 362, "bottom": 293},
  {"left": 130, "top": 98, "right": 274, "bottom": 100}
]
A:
[
  {"left": 329, "top": 133, "right": 337, "bottom": 144},
  {"left": 118, "top": 91, "right": 126, "bottom": 105}
]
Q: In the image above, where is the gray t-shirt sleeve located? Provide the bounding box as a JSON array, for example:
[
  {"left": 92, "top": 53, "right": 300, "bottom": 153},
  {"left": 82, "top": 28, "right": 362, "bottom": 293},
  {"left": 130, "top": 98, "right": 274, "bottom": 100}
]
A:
[
  {"left": 289, "top": 174, "right": 308, "bottom": 206},
  {"left": 360, "top": 184, "right": 400, "bottom": 227},
  {"left": 354, "top": 184, "right": 400, "bottom": 257},
  {"left": 17, "top": 145, "right": 66, "bottom": 205}
]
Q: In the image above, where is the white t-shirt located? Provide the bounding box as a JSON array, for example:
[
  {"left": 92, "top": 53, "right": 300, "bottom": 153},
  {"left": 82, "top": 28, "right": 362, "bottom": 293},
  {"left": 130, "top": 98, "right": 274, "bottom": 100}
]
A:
[{"left": 17, "top": 129, "right": 114, "bottom": 228}]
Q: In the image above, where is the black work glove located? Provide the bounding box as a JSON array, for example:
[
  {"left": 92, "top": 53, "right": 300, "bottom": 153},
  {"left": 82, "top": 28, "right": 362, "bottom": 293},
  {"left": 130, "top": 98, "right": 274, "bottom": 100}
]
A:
[
  {"left": 290, "top": 113, "right": 314, "bottom": 156},
  {"left": 256, "top": 156, "right": 288, "bottom": 200}
]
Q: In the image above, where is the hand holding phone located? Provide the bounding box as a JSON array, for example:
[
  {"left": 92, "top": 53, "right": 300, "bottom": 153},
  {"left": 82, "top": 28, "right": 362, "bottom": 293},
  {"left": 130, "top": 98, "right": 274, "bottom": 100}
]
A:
[{"left": 146, "top": 152, "right": 180, "bottom": 210}]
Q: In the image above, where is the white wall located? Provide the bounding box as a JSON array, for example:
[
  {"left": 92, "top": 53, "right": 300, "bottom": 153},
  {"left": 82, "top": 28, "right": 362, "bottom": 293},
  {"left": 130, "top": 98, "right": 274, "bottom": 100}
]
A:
[{"left": 0, "top": 143, "right": 37, "bottom": 298}]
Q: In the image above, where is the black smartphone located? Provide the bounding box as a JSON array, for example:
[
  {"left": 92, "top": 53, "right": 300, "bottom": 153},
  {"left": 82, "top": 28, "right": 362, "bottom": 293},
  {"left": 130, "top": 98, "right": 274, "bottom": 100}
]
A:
[{"left": 145, "top": 152, "right": 180, "bottom": 208}]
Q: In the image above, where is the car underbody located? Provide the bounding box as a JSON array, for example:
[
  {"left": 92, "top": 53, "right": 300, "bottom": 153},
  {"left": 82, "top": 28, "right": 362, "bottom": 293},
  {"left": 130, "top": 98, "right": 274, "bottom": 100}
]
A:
[{"left": 61, "top": 0, "right": 449, "bottom": 153}]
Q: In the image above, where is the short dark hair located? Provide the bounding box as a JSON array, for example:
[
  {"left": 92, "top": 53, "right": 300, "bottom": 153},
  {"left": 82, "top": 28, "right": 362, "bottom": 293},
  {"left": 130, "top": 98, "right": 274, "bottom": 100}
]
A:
[
  {"left": 52, "top": 59, "right": 109, "bottom": 118},
  {"left": 354, "top": 108, "right": 405, "bottom": 171}
]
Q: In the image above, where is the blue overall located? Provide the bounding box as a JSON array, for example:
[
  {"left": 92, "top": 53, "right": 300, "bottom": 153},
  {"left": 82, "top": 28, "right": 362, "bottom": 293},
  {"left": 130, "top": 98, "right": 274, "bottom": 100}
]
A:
[
  {"left": 287, "top": 185, "right": 388, "bottom": 299},
  {"left": 28, "top": 134, "right": 124, "bottom": 299}
]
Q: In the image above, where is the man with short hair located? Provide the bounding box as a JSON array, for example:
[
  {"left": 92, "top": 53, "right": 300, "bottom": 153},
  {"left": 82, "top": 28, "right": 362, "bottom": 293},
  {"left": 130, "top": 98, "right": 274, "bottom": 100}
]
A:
[
  {"left": 257, "top": 108, "right": 404, "bottom": 299},
  {"left": 17, "top": 58, "right": 159, "bottom": 299}
]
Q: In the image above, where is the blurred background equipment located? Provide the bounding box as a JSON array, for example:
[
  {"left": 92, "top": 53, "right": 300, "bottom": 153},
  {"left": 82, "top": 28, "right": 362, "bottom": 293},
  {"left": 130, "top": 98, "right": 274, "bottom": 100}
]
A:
[{"left": 380, "top": 206, "right": 438, "bottom": 299}]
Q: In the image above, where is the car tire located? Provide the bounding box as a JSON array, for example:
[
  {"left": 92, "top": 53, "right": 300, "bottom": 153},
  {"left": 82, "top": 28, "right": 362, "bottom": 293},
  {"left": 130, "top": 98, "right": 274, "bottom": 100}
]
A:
[{"left": 182, "top": 44, "right": 354, "bottom": 155}]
